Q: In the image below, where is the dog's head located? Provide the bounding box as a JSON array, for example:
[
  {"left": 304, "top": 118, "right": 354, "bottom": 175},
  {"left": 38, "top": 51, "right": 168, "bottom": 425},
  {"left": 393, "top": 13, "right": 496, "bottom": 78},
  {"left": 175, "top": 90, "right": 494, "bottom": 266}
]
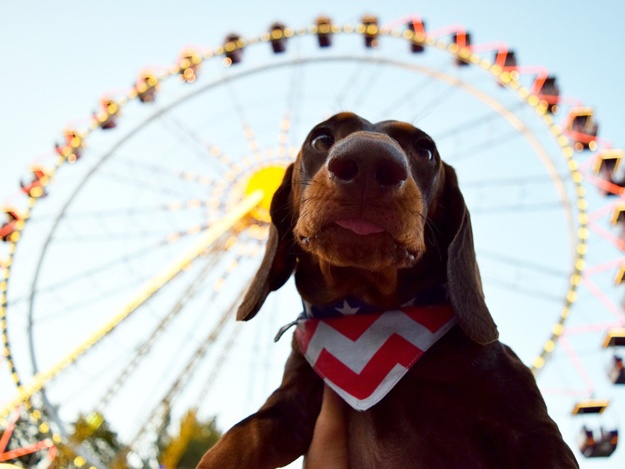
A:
[{"left": 238, "top": 112, "right": 498, "bottom": 345}]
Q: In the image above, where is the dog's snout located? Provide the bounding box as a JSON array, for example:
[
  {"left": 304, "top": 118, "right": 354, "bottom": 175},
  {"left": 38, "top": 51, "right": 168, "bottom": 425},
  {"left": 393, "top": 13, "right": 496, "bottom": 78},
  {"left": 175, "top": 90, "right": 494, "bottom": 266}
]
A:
[
  {"left": 326, "top": 133, "right": 408, "bottom": 189},
  {"left": 374, "top": 156, "right": 408, "bottom": 187},
  {"left": 327, "top": 155, "right": 359, "bottom": 182}
]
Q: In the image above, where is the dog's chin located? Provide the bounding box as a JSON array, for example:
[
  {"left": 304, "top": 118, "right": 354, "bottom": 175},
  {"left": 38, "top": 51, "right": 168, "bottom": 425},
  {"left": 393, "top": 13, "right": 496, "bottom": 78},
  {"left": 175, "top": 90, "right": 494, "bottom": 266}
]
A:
[{"left": 296, "top": 224, "right": 421, "bottom": 270}]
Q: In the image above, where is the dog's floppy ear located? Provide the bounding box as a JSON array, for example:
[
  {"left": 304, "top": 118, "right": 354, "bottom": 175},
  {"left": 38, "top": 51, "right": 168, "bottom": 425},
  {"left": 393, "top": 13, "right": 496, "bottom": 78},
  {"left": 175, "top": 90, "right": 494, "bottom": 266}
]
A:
[
  {"left": 442, "top": 163, "right": 499, "bottom": 344},
  {"left": 237, "top": 164, "right": 296, "bottom": 321}
]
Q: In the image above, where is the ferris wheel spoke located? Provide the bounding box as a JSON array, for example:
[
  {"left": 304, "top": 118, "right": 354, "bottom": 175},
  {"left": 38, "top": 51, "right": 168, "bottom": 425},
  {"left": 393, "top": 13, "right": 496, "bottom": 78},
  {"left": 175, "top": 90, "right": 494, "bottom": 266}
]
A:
[
  {"left": 410, "top": 79, "right": 464, "bottom": 125},
  {"left": 50, "top": 198, "right": 218, "bottom": 222},
  {"left": 195, "top": 322, "right": 243, "bottom": 415},
  {"left": 477, "top": 248, "right": 569, "bottom": 279},
  {"left": 0, "top": 191, "right": 263, "bottom": 420},
  {"left": 276, "top": 48, "right": 307, "bottom": 155},
  {"left": 334, "top": 61, "right": 371, "bottom": 110},
  {"left": 44, "top": 241, "right": 235, "bottom": 415},
  {"left": 93, "top": 166, "right": 201, "bottom": 199},
  {"left": 557, "top": 336, "right": 596, "bottom": 397},
  {"left": 152, "top": 112, "right": 229, "bottom": 172},
  {"left": 460, "top": 173, "right": 567, "bottom": 216},
  {"left": 433, "top": 101, "right": 528, "bottom": 142},
  {"left": 101, "top": 152, "right": 220, "bottom": 189},
  {"left": 579, "top": 276, "right": 625, "bottom": 323},
  {"left": 288, "top": 53, "right": 309, "bottom": 149},
  {"left": 220, "top": 71, "right": 264, "bottom": 160},
  {"left": 127, "top": 291, "right": 242, "bottom": 451},
  {"left": 23, "top": 218, "right": 232, "bottom": 313},
  {"left": 346, "top": 60, "right": 387, "bottom": 111},
  {"left": 20, "top": 237, "right": 182, "bottom": 308},
  {"left": 445, "top": 128, "right": 524, "bottom": 163},
  {"left": 34, "top": 235, "right": 229, "bottom": 328},
  {"left": 49, "top": 215, "right": 228, "bottom": 243},
  {"left": 461, "top": 173, "right": 570, "bottom": 189},
  {"left": 36, "top": 272, "right": 152, "bottom": 325},
  {"left": 482, "top": 275, "right": 563, "bottom": 303},
  {"left": 94, "top": 252, "right": 222, "bottom": 414},
  {"left": 471, "top": 201, "right": 564, "bottom": 215},
  {"left": 373, "top": 78, "right": 431, "bottom": 120}
]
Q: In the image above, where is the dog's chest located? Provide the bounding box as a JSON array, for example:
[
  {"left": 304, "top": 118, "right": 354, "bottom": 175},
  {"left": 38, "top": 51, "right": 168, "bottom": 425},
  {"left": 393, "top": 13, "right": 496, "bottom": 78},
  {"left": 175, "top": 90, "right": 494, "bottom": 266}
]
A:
[
  {"left": 346, "top": 406, "right": 491, "bottom": 469},
  {"left": 343, "top": 358, "right": 496, "bottom": 469},
  {"left": 347, "top": 418, "right": 414, "bottom": 469}
]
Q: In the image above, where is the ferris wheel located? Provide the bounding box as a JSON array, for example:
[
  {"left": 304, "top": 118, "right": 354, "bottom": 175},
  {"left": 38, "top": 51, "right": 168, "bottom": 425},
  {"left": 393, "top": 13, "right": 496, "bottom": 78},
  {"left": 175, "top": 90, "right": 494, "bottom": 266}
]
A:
[{"left": 1, "top": 13, "right": 624, "bottom": 468}]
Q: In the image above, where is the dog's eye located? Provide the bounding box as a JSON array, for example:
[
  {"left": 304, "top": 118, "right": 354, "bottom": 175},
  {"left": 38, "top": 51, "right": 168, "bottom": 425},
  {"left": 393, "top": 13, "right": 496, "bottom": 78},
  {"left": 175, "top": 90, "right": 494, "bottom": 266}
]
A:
[
  {"left": 417, "top": 148, "right": 433, "bottom": 160},
  {"left": 414, "top": 140, "right": 435, "bottom": 161},
  {"left": 311, "top": 132, "right": 334, "bottom": 151}
]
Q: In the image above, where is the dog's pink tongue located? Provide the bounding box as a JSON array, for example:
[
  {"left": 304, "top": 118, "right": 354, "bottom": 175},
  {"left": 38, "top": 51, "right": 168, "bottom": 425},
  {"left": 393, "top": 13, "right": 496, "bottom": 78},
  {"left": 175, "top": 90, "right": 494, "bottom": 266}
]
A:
[{"left": 335, "top": 219, "right": 385, "bottom": 235}]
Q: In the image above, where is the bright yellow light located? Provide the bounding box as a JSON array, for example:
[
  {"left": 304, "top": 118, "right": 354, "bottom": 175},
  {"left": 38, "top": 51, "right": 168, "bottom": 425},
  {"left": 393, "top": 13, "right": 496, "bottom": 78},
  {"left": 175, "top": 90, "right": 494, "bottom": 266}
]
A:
[
  {"left": 566, "top": 290, "right": 577, "bottom": 303},
  {"left": 533, "top": 356, "right": 545, "bottom": 369},
  {"left": 30, "top": 186, "right": 43, "bottom": 198},
  {"left": 244, "top": 165, "right": 287, "bottom": 222},
  {"left": 214, "top": 278, "right": 225, "bottom": 292},
  {"left": 186, "top": 225, "right": 201, "bottom": 235}
]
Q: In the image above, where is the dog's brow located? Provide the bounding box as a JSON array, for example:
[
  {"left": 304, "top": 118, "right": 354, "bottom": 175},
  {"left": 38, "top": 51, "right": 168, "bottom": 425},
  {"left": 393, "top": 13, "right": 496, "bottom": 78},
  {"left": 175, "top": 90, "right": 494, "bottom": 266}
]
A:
[{"left": 391, "top": 122, "right": 416, "bottom": 132}]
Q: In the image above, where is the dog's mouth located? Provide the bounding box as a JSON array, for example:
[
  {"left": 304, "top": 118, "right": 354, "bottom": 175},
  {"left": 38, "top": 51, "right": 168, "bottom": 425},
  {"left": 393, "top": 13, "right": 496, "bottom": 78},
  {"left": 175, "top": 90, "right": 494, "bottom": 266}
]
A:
[
  {"left": 297, "top": 220, "right": 421, "bottom": 269},
  {"left": 333, "top": 219, "right": 386, "bottom": 236}
]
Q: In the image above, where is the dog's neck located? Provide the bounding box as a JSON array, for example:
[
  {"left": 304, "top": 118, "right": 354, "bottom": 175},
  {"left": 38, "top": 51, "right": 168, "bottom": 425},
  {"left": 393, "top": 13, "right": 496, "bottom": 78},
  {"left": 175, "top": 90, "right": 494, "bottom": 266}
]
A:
[
  {"left": 302, "top": 283, "right": 448, "bottom": 319},
  {"left": 294, "top": 250, "right": 448, "bottom": 309}
]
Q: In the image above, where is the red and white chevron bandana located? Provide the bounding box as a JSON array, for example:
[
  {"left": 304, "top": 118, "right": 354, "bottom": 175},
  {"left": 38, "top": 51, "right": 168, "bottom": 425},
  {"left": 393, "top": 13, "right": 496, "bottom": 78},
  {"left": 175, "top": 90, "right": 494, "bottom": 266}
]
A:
[{"left": 294, "top": 302, "right": 456, "bottom": 411}]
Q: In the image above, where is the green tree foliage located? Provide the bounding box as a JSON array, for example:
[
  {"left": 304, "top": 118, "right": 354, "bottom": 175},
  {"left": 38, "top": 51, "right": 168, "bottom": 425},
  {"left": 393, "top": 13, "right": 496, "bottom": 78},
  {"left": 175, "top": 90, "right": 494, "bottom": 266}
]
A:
[
  {"left": 52, "top": 411, "right": 130, "bottom": 468},
  {"left": 159, "top": 409, "right": 221, "bottom": 469}
]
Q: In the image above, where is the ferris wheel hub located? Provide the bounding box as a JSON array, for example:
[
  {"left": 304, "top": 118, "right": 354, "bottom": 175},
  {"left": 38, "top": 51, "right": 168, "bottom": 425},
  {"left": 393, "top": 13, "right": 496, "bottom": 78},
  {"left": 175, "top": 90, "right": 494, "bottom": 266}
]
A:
[{"left": 243, "top": 164, "right": 287, "bottom": 222}]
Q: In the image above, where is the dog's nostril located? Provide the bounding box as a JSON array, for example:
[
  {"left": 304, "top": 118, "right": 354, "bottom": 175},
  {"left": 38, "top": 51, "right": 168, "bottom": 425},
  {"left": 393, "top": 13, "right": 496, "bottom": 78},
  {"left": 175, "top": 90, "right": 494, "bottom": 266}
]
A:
[
  {"left": 328, "top": 156, "right": 358, "bottom": 182},
  {"left": 375, "top": 160, "right": 408, "bottom": 187}
]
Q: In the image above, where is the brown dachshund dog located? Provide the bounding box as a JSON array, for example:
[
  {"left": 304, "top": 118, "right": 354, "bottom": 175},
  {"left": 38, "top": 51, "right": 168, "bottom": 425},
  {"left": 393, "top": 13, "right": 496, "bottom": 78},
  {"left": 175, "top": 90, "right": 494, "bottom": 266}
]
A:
[{"left": 197, "top": 113, "right": 579, "bottom": 468}]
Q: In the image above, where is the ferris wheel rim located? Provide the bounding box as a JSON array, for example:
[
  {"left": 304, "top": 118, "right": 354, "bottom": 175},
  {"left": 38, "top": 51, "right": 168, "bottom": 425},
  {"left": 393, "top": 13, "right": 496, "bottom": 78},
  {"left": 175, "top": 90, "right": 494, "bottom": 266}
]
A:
[
  {"left": 20, "top": 53, "right": 579, "bottom": 380},
  {"left": 0, "top": 18, "right": 607, "bottom": 466}
]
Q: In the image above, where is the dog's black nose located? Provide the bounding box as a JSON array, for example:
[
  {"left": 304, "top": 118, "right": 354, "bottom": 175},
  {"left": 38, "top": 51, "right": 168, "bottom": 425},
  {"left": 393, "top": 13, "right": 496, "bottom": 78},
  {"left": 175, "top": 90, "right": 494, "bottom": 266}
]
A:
[{"left": 326, "top": 132, "right": 408, "bottom": 189}]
